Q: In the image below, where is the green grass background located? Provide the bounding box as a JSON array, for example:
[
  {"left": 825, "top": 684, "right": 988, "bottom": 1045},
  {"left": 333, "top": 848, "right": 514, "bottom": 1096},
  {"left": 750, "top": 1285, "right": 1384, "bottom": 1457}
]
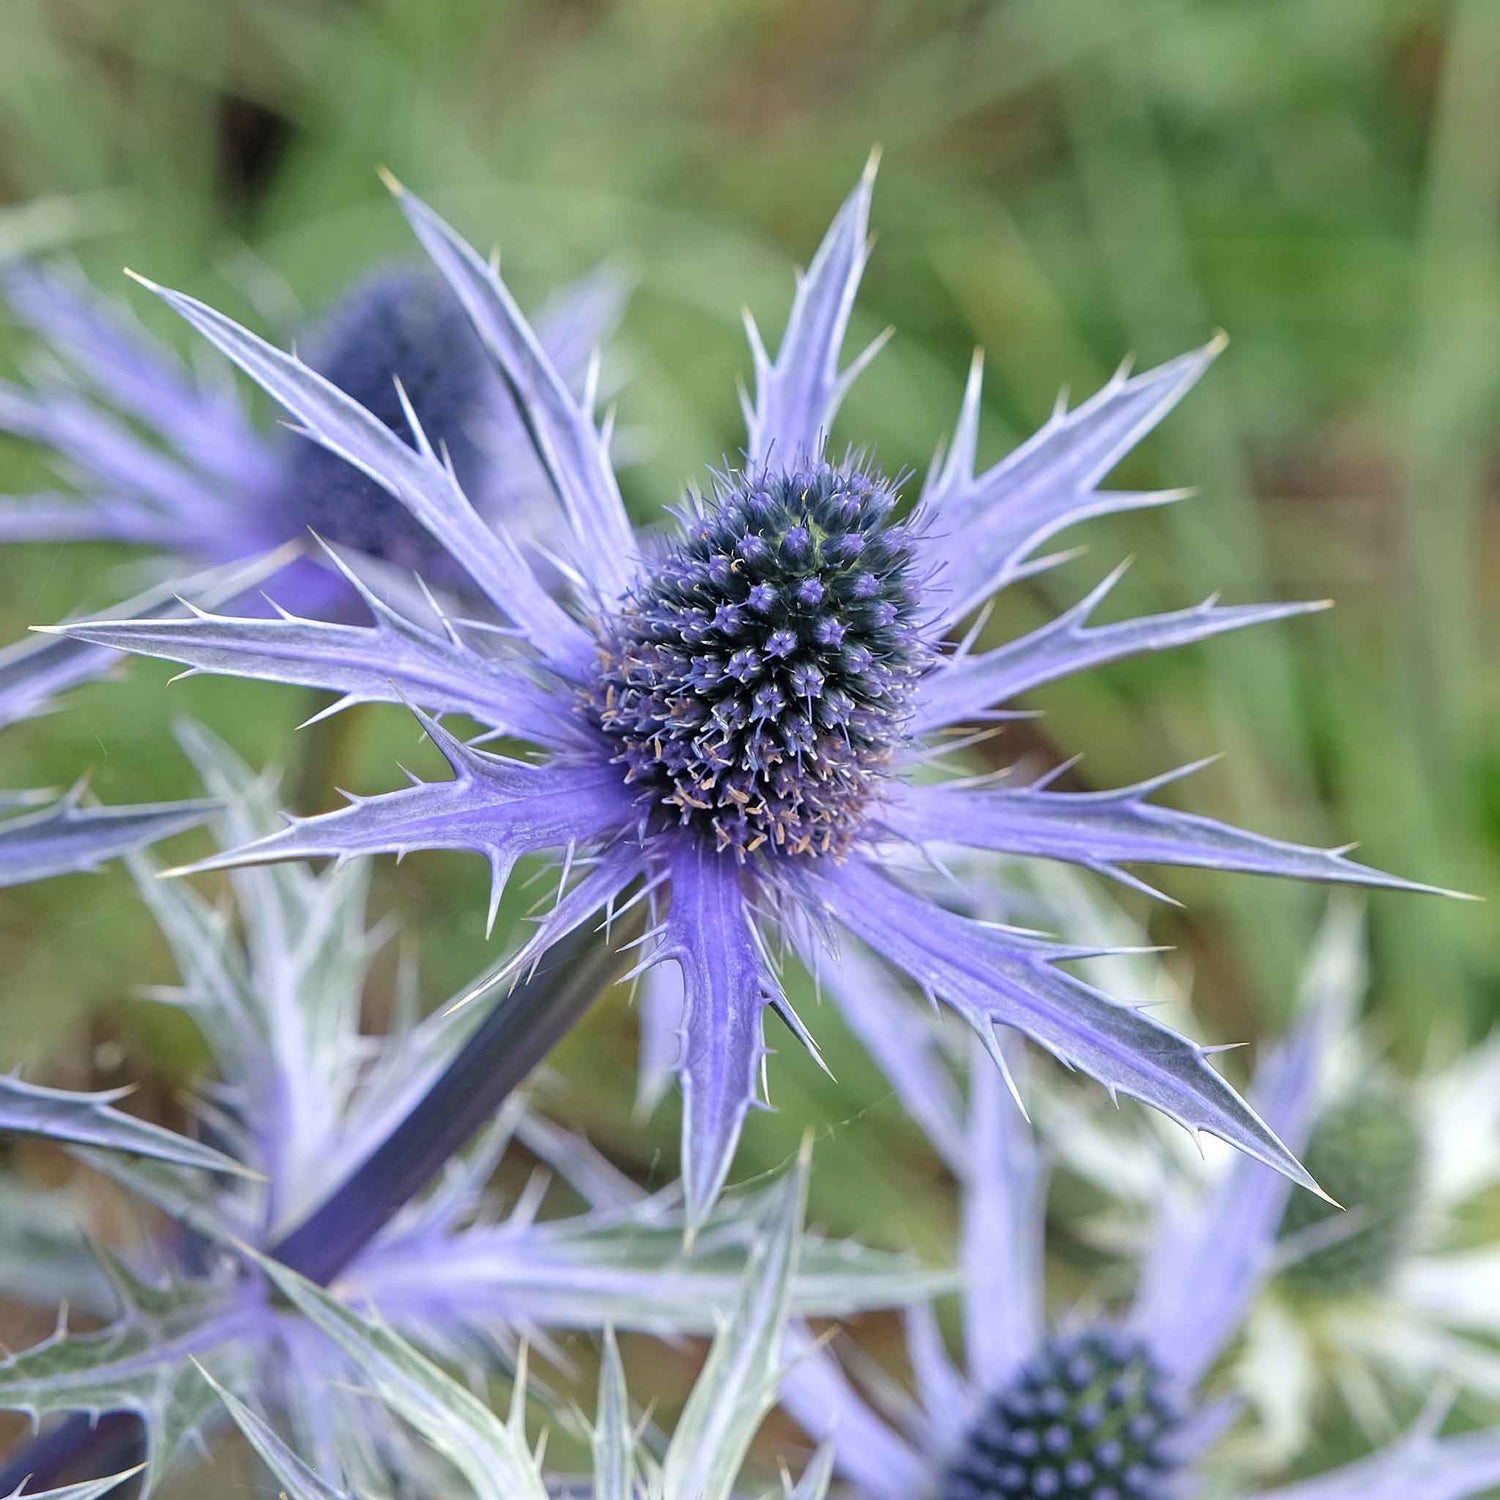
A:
[{"left": 0, "top": 0, "right": 1495, "bottom": 1484}]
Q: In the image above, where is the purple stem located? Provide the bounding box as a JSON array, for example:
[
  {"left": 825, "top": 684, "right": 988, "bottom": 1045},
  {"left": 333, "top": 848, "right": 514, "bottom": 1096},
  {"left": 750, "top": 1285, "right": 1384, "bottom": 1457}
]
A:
[
  {"left": 0, "top": 923, "right": 625, "bottom": 1493},
  {"left": 0, "top": 1412, "right": 141, "bottom": 1494},
  {"left": 269, "top": 926, "right": 623, "bottom": 1282}
]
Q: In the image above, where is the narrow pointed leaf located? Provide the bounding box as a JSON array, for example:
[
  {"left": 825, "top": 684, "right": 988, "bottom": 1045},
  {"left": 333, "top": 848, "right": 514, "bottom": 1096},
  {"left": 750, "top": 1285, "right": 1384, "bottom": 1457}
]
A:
[
  {"left": 1133, "top": 904, "right": 1363, "bottom": 1385},
  {"left": 660, "top": 1148, "right": 809, "bottom": 1500},
  {"left": 824, "top": 859, "right": 1316, "bottom": 1192},
  {"left": 347, "top": 1190, "right": 951, "bottom": 1337},
  {"left": 247, "top": 1249, "right": 549, "bottom": 1500},
  {"left": 959, "top": 1035, "right": 1046, "bottom": 1391},
  {"left": 0, "top": 1076, "right": 251, "bottom": 1176},
  {"left": 197, "top": 1365, "right": 351, "bottom": 1500},
  {"left": 591, "top": 1330, "right": 634, "bottom": 1500},
  {"left": 0, "top": 492, "right": 168, "bottom": 546},
  {"left": 388, "top": 179, "right": 636, "bottom": 602},
  {"left": 0, "top": 1284, "right": 254, "bottom": 1496},
  {"left": 745, "top": 159, "right": 877, "bottom": 466},
  {"left": 5, "top": 1466, "right": 146, "bottom": 1499},
  {"left": 787, "top": 1445, "right": 837, "bottom": 1500},
  {"left": 0, "top": 381, "right": 227, "bottom": 526}
]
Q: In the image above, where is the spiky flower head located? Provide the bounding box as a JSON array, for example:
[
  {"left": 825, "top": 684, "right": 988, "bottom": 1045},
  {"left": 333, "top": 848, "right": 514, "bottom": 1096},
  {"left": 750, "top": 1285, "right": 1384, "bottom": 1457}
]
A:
[
  {"left": 49, "top": 157, "right": 1453, "bottom": 1232},
  {"left": 780, "top": 1029, "right": 1500, "bottom": 1500},
  {"left": 960, "top": 899, "right": 1500, "bottom": 1474},
  {"left": 593, "top": 461, "right": 925, "bottom": 859},
  {"left": 942, "top": 1330, "right": 1185, "bottom": 1500},
  {"left": 0, "top": 254, "right": 619, "bottom": 621}
]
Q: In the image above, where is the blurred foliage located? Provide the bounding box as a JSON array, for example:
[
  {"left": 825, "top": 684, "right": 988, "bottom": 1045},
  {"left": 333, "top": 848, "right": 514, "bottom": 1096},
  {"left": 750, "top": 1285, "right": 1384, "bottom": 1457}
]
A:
[{"left": 0, "top": 0, "right": 1494, "bottom": 1298}]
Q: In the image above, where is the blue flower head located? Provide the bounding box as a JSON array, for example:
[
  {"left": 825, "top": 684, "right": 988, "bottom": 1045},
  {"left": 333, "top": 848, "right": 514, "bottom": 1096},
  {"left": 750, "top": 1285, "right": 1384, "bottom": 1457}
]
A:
[
  {"left": 0, "top": 255, "right": 620, "bottom": 614},
  {"left": 50, "top": 157, "right": 1453, "bottom": 1232},
  {"left": 591, "top": 458, "right": 926, "bottom": 859},
  {"left": 1042, "top": 899, "right": 1500, "bottom": 1463},
  {"left": 781, "top": 1020, "right": 1500, "bottom": 1500}
]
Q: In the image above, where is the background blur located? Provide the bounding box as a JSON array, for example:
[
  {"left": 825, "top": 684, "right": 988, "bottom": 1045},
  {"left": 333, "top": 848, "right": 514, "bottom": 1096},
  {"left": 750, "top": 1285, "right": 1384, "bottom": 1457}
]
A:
[{"left": 0, "top": 0, "right": 1495, "bottom": 1479}]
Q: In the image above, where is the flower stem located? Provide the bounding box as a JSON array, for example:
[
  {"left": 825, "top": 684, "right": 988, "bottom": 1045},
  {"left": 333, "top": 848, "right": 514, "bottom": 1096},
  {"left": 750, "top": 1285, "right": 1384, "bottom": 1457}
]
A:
[{"left": 270, "top": 922, "right": 628, "bottom": 1283}]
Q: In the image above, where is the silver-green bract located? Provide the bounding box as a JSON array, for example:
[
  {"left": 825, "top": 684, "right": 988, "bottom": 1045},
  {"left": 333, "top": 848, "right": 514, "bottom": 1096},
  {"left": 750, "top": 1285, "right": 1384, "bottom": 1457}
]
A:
[
  {"left": 5, "top": 1468, "right": 146, "bottom": 1499},
  {"left": 201, "top": 1149, "right": 833, "bottom": 1500}
]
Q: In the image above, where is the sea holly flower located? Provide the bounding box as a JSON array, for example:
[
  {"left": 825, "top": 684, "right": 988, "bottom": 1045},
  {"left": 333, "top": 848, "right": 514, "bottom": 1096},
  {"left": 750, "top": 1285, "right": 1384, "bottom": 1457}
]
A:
[
  {"left": 0, "top": 255, "right": 621, "bottom": 616},
  {"left": 0, "top": 728, "right": 943, "bottom": 1494},
  {"left": 1042, "top": 902, "right": 1500, "bottom": 1464},
  {"left": 196, "top": 1146, "right": 833, "bottom": 1500},
  {"left": 779, "top": 1027, "right": 1500, "bottom": 1500},
  {"left": 47, "top": 158, "right": 1451, "bottom": 1231}
]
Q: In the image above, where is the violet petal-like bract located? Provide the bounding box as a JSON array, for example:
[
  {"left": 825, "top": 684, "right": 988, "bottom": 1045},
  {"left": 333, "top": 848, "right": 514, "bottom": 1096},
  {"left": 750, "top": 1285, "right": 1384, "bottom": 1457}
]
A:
[
  {"left": 918, "top": 343, "right": 1219, "bottom": 628},
  {"left": 958, "top": 1034, "right": 1045, "bottom": 1392},
  {"left": 884, "top": 769, "right": 1452, "bottom": 897},
  {"left": 120, "top": 271, "right": 590, "bottom": 667},
  {"left": 743, "top": 155, "right": 881, "bottom": 468},
  {"left": 0, "top": 790, "right": 214, "bottom": 890},
  {"left": 388, "top": 179, "right": 637, "bottom": 605},
  {"left": 0, "top": 1077, "right": 250, "bottom": 1177},
  {"left": 663, "top": 840, "right": 771, "bottom": 1232},
  {"left": 51, "top": 573, "right": 577, "bottom": 749},
  {"left": 912, "top": 563, "right": 1330, "bottom": 734},
  {"left": 822, "top": 858, "right": 1319, "bottom": 1193}
]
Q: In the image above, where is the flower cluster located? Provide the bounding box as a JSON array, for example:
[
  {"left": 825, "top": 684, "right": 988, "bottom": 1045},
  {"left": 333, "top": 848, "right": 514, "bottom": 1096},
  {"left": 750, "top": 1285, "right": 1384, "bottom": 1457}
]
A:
[
  {"left": 46, "top": 161, "right": 1447, "bottom": 1242},
  {"left": 590, "top": 461, "right": 926, "bottom": 860},
  {"left": 0, "top": 159, "right": 1491, "bottom": 1500},
  {"left": 0, "top": 254, "right": 619, "bottom": 619}
]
